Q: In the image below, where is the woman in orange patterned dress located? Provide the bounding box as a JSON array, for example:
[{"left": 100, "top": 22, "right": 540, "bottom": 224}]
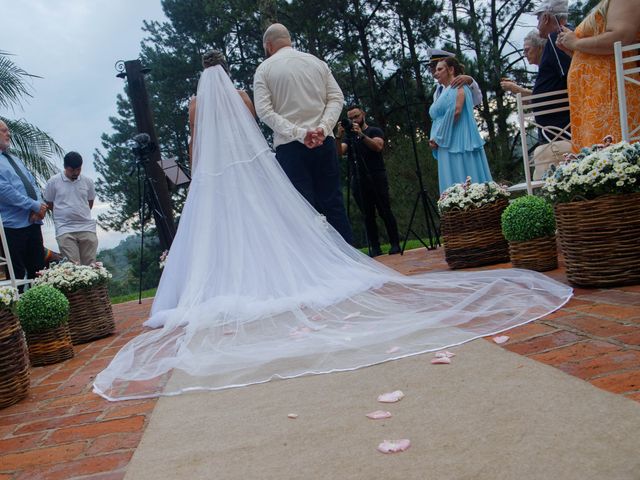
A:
[{"left": 556, "top": 0, "right": 640, "bottom": 150}]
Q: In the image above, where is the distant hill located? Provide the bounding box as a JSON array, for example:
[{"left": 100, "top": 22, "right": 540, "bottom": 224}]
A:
[
  {"left": 97, "top": 234, "right": 159, "bottom": 283},
  {"left": 97, "top": 235, "right": 137, "bottom": 282}
]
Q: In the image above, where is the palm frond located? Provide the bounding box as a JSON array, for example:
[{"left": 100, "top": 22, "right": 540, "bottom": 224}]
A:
[
  {"left": 0, "top": 51, "right": 39, "bottom": 110},
  {"left": 0, "top": 117, "right": 62, "bottom": 186}
]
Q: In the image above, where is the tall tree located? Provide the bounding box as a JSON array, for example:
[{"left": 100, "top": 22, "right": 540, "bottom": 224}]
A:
[
  {"left": 568, "top": 0, "right": 599, "bottom": 26},
  {"left": 392, "top": 0, "right": 442, "bottom": 132},
  {"left": 94, "top": 94, "right": 140, "bottom": 232}
]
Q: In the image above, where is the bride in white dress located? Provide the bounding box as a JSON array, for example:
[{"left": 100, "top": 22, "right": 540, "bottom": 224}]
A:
[{"left": 93, "top": 62, "right": 572, "bottom": 401}]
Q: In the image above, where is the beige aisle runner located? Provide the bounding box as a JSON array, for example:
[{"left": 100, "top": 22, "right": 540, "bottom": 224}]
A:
[{"left": 125, "top": 339, "right": 640, "bottom": 480}]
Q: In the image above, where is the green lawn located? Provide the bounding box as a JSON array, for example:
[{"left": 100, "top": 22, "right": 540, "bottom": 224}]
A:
[
  {"left": 358, "top": 238, "right": 440, "bottom": 255},
  {"left": 111, "top": 288, "right": 157, "bottom": 305}
]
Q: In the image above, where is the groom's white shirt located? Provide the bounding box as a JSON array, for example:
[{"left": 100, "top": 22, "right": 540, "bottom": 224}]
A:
[{"left": 254, "top": 46, "right": 344, "bottom": 148}]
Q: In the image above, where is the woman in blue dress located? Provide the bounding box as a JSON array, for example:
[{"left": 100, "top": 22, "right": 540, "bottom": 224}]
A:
[{"left": 429, "top": 57, "right": 493, "bottom": 193}]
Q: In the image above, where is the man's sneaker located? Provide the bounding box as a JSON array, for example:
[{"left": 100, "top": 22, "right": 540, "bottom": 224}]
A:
[{"left": 370, "top": 246, "right": 383, "bottom": 257}]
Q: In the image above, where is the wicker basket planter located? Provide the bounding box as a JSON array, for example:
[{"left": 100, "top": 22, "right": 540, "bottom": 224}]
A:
[
  {"left": 508, "top": 235, "right": 558, "bottom": 272},
  {"left": 24, "top": 323, "right": 74, "bottom": 367},
  {"left": 441, "top": 199, "right": 510, "bottom": 269},
  {"left": 554, "top": 193, "right": 640, "bottom": 287},
  {"left": 0, "top": 308, "right": 30, "bottom": 409},
  {"left": 66, "top": 285, "right": 115, "bottom": 345}
]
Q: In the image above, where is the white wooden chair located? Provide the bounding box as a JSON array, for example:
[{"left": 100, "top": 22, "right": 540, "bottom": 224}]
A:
[
  {"left": 614, "top": 40, "right": 640, "bottom": 143},
  {"left": 508, "top": 89, "right": 572, "bottom": 195},
  {"left": 0, "top": 214, "right": 32, "bottom": 290}
]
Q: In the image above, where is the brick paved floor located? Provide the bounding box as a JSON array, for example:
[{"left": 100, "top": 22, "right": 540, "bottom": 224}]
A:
[{"left": 1, "top": 248, "right": 638, "bottom": 479}]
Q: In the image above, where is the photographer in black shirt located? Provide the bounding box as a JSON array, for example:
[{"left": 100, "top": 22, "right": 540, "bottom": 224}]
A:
[{"left": 336, "top": 106, "right": 400, "bottom": 257}]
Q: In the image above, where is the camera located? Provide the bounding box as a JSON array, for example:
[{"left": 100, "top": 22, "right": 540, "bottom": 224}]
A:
[
  {"left": 130, "top": 133, "right": 156, "bottom": 158},
  {"left": 340, "top": 117, "right": 354, "bottom": 133}
]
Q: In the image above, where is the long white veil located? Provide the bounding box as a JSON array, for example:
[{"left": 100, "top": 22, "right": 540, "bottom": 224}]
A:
[{"left": 94, "top": 66, "right": 572, "bottom": 401}]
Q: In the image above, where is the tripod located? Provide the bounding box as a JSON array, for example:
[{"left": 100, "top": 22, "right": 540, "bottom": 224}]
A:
[
  {"left": 395, "top": 65, "right": 441, "bottom": 253},
  {"left": 131, "top": 140, "right": 174, "bottom": 304},
  {"left": 342, "top": 131, "right": 377, "bottom": 256},
  {"left": 395, "top": 20, "right": 441, "bottom": 254}
]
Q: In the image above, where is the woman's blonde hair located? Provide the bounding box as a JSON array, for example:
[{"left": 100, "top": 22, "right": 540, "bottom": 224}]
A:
[{"left": 582, "top": 0, "right": 610, "bottom": 35}]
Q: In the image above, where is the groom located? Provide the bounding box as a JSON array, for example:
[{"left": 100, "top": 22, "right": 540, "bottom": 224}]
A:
[{"left": 254, "top": 23, "right": 353, "bottom": 245}]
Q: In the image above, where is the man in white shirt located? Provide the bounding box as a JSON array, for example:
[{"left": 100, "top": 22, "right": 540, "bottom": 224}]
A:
[
  {"left": 43, "top": 152, "right": 98, "bottom": 265},
  {"left": 254, "top": 23, "right": 353, "bottom": 245}
]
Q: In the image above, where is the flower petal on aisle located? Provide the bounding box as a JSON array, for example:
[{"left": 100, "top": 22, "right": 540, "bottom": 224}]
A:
[
  {"left": 377, "top": 439, "right": 411, "bottom": 453},
  {"left": 431, "top": 356, "right": 451, "bottom": 364},
  {"left": 366, "top": 410, "right": 392, "bottom": 420},
  {"left": 434, "top": 350, "right": 456, "bottom": 358},
  {"left": 377, "top": 390, "right": 404, "bottom": 403}
]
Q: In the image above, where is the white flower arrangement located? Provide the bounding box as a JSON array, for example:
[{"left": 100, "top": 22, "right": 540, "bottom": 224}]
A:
[
  {"left": 159, "top": 250, "right": 169, "bottom": 270},
  {"left": 437, "top": 177, "right": 510, "bottom": 214},
  {"left": 542, "top": 137, "right": 640, "bottom": 203},
  {"left": 34, "top": 261, "right": 112, "bottom": 293},
  {"left": 0, "top": 286, "right": 19, "bottom": 309}
]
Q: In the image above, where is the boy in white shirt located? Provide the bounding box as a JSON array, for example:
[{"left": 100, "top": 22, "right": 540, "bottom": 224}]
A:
[{"left": 44, "top": 152, "right": 98, "bottom": 265}]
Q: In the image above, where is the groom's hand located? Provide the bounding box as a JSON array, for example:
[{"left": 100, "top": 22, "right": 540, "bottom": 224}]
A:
[
  {"left": 303, "top": 131, "right": 316, "bottom": 148},
  {"left": 304, "top": 128, "right": 325, "bottom": 149}
]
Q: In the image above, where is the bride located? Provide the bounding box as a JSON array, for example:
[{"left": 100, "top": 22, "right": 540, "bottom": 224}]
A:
[{"left": 93, "top": 54, "right": 572, "bottom": 401}]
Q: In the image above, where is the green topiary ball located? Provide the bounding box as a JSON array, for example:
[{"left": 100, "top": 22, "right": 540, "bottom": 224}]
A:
[
  {"left": 501, "top": 195, "right": 556, "bottom": 242},
  {"left": 17, "top": 285, "right": 70, "bottom": 334}
]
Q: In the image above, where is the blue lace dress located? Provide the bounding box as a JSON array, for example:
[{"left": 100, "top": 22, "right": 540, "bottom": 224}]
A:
[{"left": 429, "top": 85, "right": 492, "bottom": 193}]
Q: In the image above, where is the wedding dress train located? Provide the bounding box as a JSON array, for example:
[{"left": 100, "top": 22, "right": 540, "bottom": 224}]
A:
[{"left": 94, "top": 66, "right": 572, "bottom": 401}]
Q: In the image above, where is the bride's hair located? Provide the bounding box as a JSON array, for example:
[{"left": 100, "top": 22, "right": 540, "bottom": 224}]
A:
[{"left": 202, "top": 50, "right": 229, "bottom": 74}]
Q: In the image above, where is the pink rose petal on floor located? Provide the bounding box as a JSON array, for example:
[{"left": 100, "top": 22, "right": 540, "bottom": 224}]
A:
[
  {"left": 377, "top": 439, "right": 411, "bottom": 454},
  {"left": 343, "top": 312, "right": 361, "bottom": 320},
  {"left": 386, "top": 346, "right": 401, "bottom": 354},
  {"left": 287, "top": 413, "right": 298, "bottom": 419},
  {"left": 366, "top": 410, "right": 392, "bottom": 420},
  {"left": 290, "top": 326, "right": 313, "bottom": 338},
  {"left": 431, "top": 356, "right": 451, "bottom": 364},
  {"left": 311, "top": 314, "right": 325, "bottom": 322},
  {"left": 222, "top": 329, "right": 236, "bottom": 336},
  {"left": 493, "top": 335, "right": 510, "bottom": 344},
  {"left": 435, "top": 350, "right": 456, "bottom": 358},
  {"left": 377, "top": 390, "right": 404, "bottom": 403}
]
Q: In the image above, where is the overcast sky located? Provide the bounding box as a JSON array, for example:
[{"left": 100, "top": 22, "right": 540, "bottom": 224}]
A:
[{"left": 3, "top": 0, "right": 168, "bottom": 252}]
